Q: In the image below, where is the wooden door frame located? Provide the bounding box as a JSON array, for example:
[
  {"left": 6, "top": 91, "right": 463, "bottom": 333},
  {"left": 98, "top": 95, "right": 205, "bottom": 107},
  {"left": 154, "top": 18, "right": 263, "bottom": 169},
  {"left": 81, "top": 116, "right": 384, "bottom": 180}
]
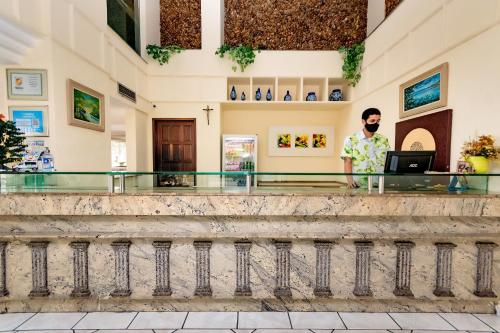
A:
[{"left": 152, "top": 118, "right": 197, "bottom": 172}]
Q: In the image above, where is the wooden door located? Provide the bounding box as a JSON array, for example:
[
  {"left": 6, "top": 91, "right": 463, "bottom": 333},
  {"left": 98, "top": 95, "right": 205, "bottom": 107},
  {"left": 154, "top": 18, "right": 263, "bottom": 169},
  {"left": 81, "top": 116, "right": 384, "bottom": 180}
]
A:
[{"left": 153, "top": 119, "right": 196, "bottom": 173}]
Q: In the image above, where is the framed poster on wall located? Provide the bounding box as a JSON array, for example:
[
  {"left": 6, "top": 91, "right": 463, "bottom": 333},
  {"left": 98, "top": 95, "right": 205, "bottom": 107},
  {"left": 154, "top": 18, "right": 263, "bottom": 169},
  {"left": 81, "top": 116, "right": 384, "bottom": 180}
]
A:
[
  {"left": 8, "top": 106, "right": 49, "bottom": 137},
  {"left": 6, "top": 69, "right": 48, "bottom": 100},
  {"left": 399, "top": 63, "right": 448, "bottom": 119},
  {"left": 67, "top": 79, "right": 105, "bottom": 132},
  {"left": 268, "top": 126, "right": 334, "bottom": 157}
]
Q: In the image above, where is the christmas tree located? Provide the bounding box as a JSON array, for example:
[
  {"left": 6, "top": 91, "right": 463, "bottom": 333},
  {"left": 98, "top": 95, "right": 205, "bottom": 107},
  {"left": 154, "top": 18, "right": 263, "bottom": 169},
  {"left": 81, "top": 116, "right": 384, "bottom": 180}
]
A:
[{"left": 0, "top": 113, "right": 26, "bottom": 170}]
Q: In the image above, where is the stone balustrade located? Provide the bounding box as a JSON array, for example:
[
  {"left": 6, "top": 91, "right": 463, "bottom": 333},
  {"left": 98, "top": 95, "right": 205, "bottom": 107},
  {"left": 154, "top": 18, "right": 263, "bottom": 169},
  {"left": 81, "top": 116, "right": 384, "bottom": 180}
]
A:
[{"left": 0, "top": 193, "right": 498, "bottom": 313}]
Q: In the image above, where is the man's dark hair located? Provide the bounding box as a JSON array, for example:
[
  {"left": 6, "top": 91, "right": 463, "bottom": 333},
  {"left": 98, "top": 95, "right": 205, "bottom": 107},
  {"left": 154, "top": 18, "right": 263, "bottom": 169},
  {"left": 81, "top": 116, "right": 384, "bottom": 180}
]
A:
[{"left": 362, "top": 108, "right": 381, "bottom": 120}]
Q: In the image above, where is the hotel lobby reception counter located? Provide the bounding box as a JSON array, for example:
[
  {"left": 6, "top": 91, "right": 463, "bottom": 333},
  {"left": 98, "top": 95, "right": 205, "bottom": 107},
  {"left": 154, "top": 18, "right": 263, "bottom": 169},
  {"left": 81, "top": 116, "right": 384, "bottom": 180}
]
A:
[{"left": 0, "top": 192, "right": 498, "bottom": 313}]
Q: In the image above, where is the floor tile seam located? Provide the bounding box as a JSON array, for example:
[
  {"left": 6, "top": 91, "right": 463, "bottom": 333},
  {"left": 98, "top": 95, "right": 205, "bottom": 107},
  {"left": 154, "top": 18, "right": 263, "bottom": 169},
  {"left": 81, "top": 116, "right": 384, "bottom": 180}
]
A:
[
  {"left": 181, "top": 312, "right": 189, "bottom": 329},
  {"left": 126, "top": 312, "right": 140, "bottom": 330},
  {"left": 387, "top": 313, "right": 403, "bottom": 330},
  {"left": 470, "top": 313, "right": 499, "bottom": 333},
  {"left": 12, "top": 313, "right": 38, "bottom": 331},
  {"left": 71, "top": 312, "right": 90, "bottom": 330},
  {"left": 336, "top": 312, "right": 348, "bottom": 330},
  {"left": 437, "top": 313, "right": 461, "bottom": 331}
]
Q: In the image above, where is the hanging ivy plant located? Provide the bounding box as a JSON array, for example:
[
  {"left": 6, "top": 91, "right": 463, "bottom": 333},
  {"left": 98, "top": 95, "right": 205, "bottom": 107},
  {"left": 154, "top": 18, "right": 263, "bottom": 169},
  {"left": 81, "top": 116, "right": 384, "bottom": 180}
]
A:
[
  {"left": 339, "top": 42, "right": 365, "bottom": 87},
  {"left": 215, "top": 44, "right": 261, "bottom": 72},
  {"left": 146, "top": 44, "right": 184, "bottom": 65}
]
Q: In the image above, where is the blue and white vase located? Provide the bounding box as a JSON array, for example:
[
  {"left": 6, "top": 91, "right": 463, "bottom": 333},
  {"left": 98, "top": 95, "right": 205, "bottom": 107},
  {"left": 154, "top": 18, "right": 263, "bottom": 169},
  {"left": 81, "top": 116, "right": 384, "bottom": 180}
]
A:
[
  {"left": 329, "top": 89, "right": 342, "bottom": 101},
  {"left": 241, "top": 91, "right": 246, "bottom": 101},
  {"left": 284, "top": 90, "right": 292, "bottom": 101},
  {"left": 266, "top": 88, "right": 273, "bottom": 101},
  {"left": 255, "top": 87, "right": 261, "bottom": 101},
  {"left": 306, "top": 92, "right": 317, "bottom": 101},
  {"left": 230, "top": 86, "right": 237, "bottom": 101}
]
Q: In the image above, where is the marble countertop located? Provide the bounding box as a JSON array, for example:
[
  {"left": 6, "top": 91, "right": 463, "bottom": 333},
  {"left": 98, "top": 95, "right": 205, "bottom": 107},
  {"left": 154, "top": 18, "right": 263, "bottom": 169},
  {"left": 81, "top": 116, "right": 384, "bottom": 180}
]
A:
[{"left": 0, "top": 192, "right": 499, "bottom": 216}]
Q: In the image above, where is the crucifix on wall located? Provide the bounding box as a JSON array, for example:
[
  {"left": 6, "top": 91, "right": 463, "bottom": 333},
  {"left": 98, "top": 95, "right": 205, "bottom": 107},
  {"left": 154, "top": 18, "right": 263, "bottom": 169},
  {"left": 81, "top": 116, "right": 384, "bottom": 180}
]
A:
[{"left": 203, "top": 105, "right": 213, "bottom": 125}]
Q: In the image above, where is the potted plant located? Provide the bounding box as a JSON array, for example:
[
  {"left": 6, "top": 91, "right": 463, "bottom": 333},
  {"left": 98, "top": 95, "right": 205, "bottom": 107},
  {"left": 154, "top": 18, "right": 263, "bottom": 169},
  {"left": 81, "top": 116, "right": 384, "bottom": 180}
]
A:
[
  {"left": 0, "top": 113, "right": 26, "bottom": 171},
  {"left": 460, "top": 135, "right": 499, "bottom": 173}
]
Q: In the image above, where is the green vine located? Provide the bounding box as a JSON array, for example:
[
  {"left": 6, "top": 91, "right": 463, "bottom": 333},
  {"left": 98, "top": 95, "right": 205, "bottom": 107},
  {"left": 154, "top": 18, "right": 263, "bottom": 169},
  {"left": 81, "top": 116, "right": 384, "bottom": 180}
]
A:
[
  {"left": 339, "top": 42, "right": 365, "bottom": 87},
  {"left": 146, "top": 44, "right": 184, "bottom": 65},
  {"left": 215, "top": 44, "right": 261, "bottom": 72}
]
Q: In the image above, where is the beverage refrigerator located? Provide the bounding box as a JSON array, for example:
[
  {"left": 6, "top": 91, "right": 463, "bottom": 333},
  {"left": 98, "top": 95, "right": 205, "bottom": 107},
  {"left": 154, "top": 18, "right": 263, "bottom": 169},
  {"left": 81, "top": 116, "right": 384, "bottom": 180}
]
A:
[{"left": 222, "top": 134, "right": 258, "bottom": 187}]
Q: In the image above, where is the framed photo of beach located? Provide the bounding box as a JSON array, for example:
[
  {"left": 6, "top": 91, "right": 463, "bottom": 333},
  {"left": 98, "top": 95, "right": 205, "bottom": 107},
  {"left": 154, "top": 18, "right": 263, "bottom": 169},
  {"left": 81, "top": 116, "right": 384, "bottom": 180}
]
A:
[
  {"left": 8, "top": 106, "right": 49, "bottom": 136},
  {"left": 399, "top": 63, "right": 448, "bottom": 119},
  {"left": 6, "top": 69, "right": 48, "bottom": 100},
  {"left": 67, "top": 79, "right": 105, "bottom": 132}
]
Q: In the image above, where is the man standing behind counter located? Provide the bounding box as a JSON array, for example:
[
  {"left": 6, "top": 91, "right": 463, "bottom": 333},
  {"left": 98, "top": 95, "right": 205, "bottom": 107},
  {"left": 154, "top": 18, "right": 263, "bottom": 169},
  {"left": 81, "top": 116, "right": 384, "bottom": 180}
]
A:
[{"left": 341, "top": 108, "right": 391, "bottom": 188}]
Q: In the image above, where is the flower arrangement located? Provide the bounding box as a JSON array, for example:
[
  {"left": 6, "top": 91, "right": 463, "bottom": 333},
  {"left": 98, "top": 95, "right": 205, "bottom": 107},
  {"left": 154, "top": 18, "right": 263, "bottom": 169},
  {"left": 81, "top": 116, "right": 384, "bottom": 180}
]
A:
[{"left": 461, "top": 135, "right": 499, "bottom": 160}]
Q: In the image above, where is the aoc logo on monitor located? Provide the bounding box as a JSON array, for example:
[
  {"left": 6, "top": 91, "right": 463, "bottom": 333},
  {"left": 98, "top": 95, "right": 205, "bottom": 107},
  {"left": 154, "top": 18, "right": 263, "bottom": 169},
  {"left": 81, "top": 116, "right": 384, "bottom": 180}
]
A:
[{"left": 409, "top": 163, "right": 419, "bottom": 168}]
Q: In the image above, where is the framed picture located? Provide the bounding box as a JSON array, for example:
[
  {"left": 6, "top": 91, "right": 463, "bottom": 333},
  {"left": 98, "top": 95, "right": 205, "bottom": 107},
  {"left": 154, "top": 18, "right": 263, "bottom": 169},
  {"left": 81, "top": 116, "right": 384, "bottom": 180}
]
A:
[
  {"left": 395, "top": 109, "right": 452, "bottom": 171},
  {"left": 269, "top": 126, "right": 334, "bottom": 157},
  {"left": 6, "top": 69, "right": 48, "bottom": 100},
  {"left": 399, "top": 63, "right": 448, "bottom": 118},
  {"left": 8, "top": 106, "right": 49, "bottom": 137},
  {"left": 67, "top": 79, "right": 105, "bottom": 132}
]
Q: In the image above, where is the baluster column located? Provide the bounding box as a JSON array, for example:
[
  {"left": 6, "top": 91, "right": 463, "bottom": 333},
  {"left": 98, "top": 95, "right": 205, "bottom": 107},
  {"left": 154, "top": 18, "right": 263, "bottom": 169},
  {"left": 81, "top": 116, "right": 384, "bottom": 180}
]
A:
[
  {"left": 353, "top": 241, "right": 373, "bottom": 297},
  {"left": 314, "top": 241, "right": 333, "bottom": 297},
  {"left": 70, "top": 241, "right": 90, "bottom": 297}
]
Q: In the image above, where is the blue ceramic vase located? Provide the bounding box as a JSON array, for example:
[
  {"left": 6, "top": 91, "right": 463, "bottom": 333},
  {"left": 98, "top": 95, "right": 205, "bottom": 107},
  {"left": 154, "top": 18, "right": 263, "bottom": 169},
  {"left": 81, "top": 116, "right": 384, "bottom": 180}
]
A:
[
  {"left": 284, "top": 90, "right": 292, "bottom": 101},
  {"left": 230, "top": 86, "right": 237, "bottom": 101},
  {"left": 266, "top": 88, "right": 272, "bottom": 101},
  {"left": 241, "top": 92, "right": 246, "bottom": 101},
  {"left": 329, "top": 89, "right": 342, "bottom": 101},
  {"left": 306, "top": 92, "right": 317, "bottom": 101},
  {"left": 255, "top": 88, "right": 261, "bottom": 101}
]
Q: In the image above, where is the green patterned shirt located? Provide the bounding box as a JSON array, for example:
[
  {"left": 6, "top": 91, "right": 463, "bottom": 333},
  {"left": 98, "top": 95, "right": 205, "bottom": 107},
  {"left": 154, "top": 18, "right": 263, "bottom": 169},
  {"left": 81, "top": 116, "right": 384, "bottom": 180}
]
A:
[{"left": 340, "top": 130, "right": 391, "bottom": 185}]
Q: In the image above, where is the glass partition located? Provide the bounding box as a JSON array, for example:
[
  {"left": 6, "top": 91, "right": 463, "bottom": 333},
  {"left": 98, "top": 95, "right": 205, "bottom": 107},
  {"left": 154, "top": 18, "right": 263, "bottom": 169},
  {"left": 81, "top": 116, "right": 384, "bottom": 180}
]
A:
[
  {"left": 0, "top": 172, "right": 109, "bottom": 193},
  {"left": 0, "top": 172, "right": 497, "bottom": 195}
]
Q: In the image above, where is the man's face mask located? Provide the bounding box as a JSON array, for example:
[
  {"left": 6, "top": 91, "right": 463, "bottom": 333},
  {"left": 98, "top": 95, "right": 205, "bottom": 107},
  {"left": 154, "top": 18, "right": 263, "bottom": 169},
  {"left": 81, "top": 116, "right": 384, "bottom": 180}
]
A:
[{"left": 365, "top": 123, "right": 380, "bottom": 133}]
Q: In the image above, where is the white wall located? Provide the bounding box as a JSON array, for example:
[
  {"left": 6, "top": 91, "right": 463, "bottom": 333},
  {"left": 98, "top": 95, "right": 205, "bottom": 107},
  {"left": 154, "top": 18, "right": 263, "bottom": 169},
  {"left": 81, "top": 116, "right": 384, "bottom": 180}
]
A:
[
  {"left": 367, "top": 0, "right": 386, "bottom": 36},
  {"left": 3, "top": 0, "right": 500, "bottom": 179},
  {"left": 145, "top": 0, "right": 346, "bottom": 172},
  {"left": 0, "top": 0, "right": 152, "bottom": 171},
  {"left": 345, "top": 0, "right": 500, "bottom": 175}
]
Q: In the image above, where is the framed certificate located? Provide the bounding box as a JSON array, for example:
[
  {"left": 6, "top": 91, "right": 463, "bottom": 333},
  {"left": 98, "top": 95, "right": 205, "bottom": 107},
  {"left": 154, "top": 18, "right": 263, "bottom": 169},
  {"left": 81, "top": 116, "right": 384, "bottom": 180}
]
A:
[
  {"left": 8, "top": 106, "right": 49, "bottom": 137},
  {"left": 6, "top": 69, "right": 48, "bottom": 100}
]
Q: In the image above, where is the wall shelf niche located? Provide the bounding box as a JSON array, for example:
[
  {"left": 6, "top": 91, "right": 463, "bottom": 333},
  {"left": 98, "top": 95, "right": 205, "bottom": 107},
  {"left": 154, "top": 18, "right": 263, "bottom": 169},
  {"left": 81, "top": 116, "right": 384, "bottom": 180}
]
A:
[
  {"left": 227, "top": 77, "right": 251, "bottom": 101},
  {"left": 221, "top": 101, "right": 351, "bottom": 111},
  {"left": 252, "top": 77, "right": 276, "bottom": 102},
  {"left": 225, "top": 76, "right": 351, "bottom": 106}
]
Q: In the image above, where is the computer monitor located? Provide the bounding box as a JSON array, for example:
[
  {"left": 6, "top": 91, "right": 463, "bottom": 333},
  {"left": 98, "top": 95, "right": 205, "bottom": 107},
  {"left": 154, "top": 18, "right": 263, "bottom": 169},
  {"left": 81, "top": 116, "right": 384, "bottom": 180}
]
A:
[{"left": 384, "top": 150, "right": 436, "bottom": 173}]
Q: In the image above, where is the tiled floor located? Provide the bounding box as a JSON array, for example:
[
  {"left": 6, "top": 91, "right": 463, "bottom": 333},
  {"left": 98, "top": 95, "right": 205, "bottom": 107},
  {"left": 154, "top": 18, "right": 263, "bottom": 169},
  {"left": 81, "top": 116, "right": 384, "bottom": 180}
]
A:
[{"left": 0, "top": 312, "right": 498, "bottom": 333}]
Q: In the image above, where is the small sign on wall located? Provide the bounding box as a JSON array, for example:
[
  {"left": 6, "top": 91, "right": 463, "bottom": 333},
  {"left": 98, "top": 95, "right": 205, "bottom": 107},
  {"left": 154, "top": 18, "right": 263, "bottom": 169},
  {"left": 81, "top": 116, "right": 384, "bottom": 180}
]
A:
[
  {"left": 268, "top": 126, "right": 334, "bottom": 157},
  {"left": 6, "top": 69, "right": 48, "bottom": 100}
]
